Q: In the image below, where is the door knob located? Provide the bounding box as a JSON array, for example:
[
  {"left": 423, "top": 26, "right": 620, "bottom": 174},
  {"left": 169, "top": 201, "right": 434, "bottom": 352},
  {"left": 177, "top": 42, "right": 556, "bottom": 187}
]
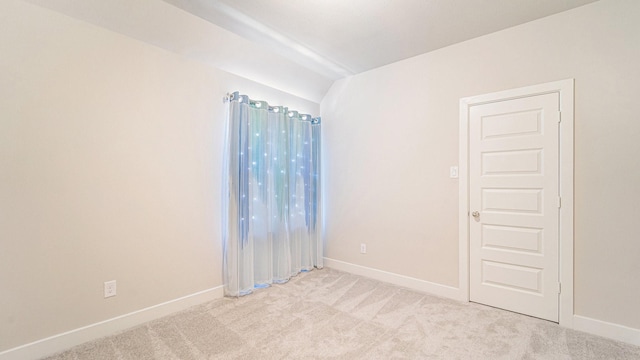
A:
[{"left": 472, "top": 211, "right": 480, "bottom": 218}]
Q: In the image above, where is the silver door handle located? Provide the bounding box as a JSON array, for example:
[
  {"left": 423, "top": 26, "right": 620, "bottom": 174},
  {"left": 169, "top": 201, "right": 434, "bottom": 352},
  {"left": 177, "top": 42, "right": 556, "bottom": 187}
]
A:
[{"left": 472, "top": 211, "right": 480, "bottom": 218}]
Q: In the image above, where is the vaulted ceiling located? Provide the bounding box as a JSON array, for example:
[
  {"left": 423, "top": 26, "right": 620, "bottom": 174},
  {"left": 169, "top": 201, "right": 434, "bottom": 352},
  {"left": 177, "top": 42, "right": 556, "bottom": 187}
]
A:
[
  {"left": 24, "top": 0, "right": 598, "bottom": 102},
  {"left": 163, "top": 0, "right": 598, "bottom": 79}
]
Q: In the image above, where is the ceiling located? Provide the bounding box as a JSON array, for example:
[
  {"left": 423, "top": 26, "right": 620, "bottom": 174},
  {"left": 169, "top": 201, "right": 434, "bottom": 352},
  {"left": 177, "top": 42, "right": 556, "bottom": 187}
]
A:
[
  {"left": 163, "top": 0, "right": 599, "bottom": 79},
  {"left": 23, "top": 0, "right": 598, "bottom": 102}
]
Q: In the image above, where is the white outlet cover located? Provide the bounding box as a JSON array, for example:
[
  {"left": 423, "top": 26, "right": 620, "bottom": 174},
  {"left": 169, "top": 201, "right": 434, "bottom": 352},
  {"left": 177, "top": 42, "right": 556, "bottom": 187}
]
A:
[{"left": 104, "top": 280, "right": 117, "bottom": 298}]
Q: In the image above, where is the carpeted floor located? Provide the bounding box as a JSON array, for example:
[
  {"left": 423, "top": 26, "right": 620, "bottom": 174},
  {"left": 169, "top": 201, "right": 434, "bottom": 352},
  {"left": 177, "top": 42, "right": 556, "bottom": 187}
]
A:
[{"left": 44, "top": 268, "right": 640, "bottom": 359}]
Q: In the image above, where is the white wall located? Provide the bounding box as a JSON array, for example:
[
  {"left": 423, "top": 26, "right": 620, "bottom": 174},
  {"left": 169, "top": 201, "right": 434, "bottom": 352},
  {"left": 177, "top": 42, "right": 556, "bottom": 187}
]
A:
[
  {"left": 22, "top": 0, "right": 333, "bottom": 103},
  {"left": 322, "top": 0, "right": 640, "bottom": 331},
  {"left": 0, "top": 0, "right": 317, "bottom": 353}
]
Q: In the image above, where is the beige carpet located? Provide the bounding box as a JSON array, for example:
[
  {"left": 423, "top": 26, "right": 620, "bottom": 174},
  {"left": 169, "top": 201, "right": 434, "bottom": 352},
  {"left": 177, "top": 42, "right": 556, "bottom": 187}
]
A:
[{"left": 44, "top": 268, "right": 640, "bottom": 359}]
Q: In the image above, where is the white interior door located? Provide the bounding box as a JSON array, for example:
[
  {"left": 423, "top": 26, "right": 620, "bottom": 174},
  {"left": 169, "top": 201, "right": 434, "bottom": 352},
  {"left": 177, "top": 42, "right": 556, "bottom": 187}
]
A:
[{"left": 469, "top": 92, "right": 560, "bottom": 322}]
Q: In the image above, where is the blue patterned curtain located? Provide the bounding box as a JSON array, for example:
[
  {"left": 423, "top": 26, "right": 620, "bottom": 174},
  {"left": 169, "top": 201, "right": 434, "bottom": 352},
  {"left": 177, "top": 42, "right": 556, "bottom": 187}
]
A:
[{"left": 222, "top": 92, "right": 322, "bottom": 297}]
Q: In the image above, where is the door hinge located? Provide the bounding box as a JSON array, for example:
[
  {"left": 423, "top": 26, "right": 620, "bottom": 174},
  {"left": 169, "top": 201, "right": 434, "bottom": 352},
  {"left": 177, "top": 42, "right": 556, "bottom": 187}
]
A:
[
  {"left": 557, "top": 282, "right": 562, "bottom": 294},
  {"left": 558, "top": 111, "right": 562, "bottom": 123},
  {"left": 557, "top": 196, "right": 562, "bottom": 208}
]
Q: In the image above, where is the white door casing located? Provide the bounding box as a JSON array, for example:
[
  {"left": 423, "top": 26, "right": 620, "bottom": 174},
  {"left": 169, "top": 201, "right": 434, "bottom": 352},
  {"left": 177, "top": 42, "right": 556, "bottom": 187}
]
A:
[{"left": 459, "top": 79, "right": 574, "bottom": 326}]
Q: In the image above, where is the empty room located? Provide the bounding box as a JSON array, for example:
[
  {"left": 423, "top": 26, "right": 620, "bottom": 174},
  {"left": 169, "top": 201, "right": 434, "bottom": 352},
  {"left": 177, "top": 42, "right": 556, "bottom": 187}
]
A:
[{"left": 2, "top": 0, "right": 640, "bottom": 359}]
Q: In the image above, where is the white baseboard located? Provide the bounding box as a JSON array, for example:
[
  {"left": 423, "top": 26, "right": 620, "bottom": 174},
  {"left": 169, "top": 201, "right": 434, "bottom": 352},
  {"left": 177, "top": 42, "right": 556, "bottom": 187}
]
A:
[
  {"left": 573, "top": 315, "right": 640, "bottom": 347},
  {"left": 0, "top": 286, "right": 224, "bottom": 360},
  {"left": 323, "top": 257, "right": 462, "bottom": 301}
]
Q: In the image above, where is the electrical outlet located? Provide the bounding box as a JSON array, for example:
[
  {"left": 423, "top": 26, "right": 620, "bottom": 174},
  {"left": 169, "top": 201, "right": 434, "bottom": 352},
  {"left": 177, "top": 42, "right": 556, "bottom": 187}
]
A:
[
  {"left": 360, "top": 243, "right": 367, "bottom": 254},
  {"left": 104, "top": 280, "right": 116, "bottom": 298}
]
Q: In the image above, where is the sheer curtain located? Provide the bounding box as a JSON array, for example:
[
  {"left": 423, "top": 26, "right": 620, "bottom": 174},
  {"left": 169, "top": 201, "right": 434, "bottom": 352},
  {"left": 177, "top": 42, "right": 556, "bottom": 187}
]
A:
[{"left": 222, "top": 92, "right": 322, "bottom": 297}]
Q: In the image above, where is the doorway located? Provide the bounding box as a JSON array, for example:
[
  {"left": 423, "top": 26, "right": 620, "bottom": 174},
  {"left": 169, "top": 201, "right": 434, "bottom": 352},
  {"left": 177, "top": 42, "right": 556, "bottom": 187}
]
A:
[{"left": 458, "top": 79, "right": 574, "bottom": 325}]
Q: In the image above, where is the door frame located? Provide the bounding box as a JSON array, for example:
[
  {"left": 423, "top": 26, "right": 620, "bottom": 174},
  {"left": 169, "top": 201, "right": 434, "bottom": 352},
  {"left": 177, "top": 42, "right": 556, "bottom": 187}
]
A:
[{"left": 458, "top": 79, "right": 574, "bottom": 327}]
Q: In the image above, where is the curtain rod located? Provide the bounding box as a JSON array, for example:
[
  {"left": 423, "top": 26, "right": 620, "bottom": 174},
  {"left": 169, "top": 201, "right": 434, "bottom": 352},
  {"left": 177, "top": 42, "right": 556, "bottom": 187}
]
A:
[{"left": 222, "top": 92, "right": 320, "bottom": 124}]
